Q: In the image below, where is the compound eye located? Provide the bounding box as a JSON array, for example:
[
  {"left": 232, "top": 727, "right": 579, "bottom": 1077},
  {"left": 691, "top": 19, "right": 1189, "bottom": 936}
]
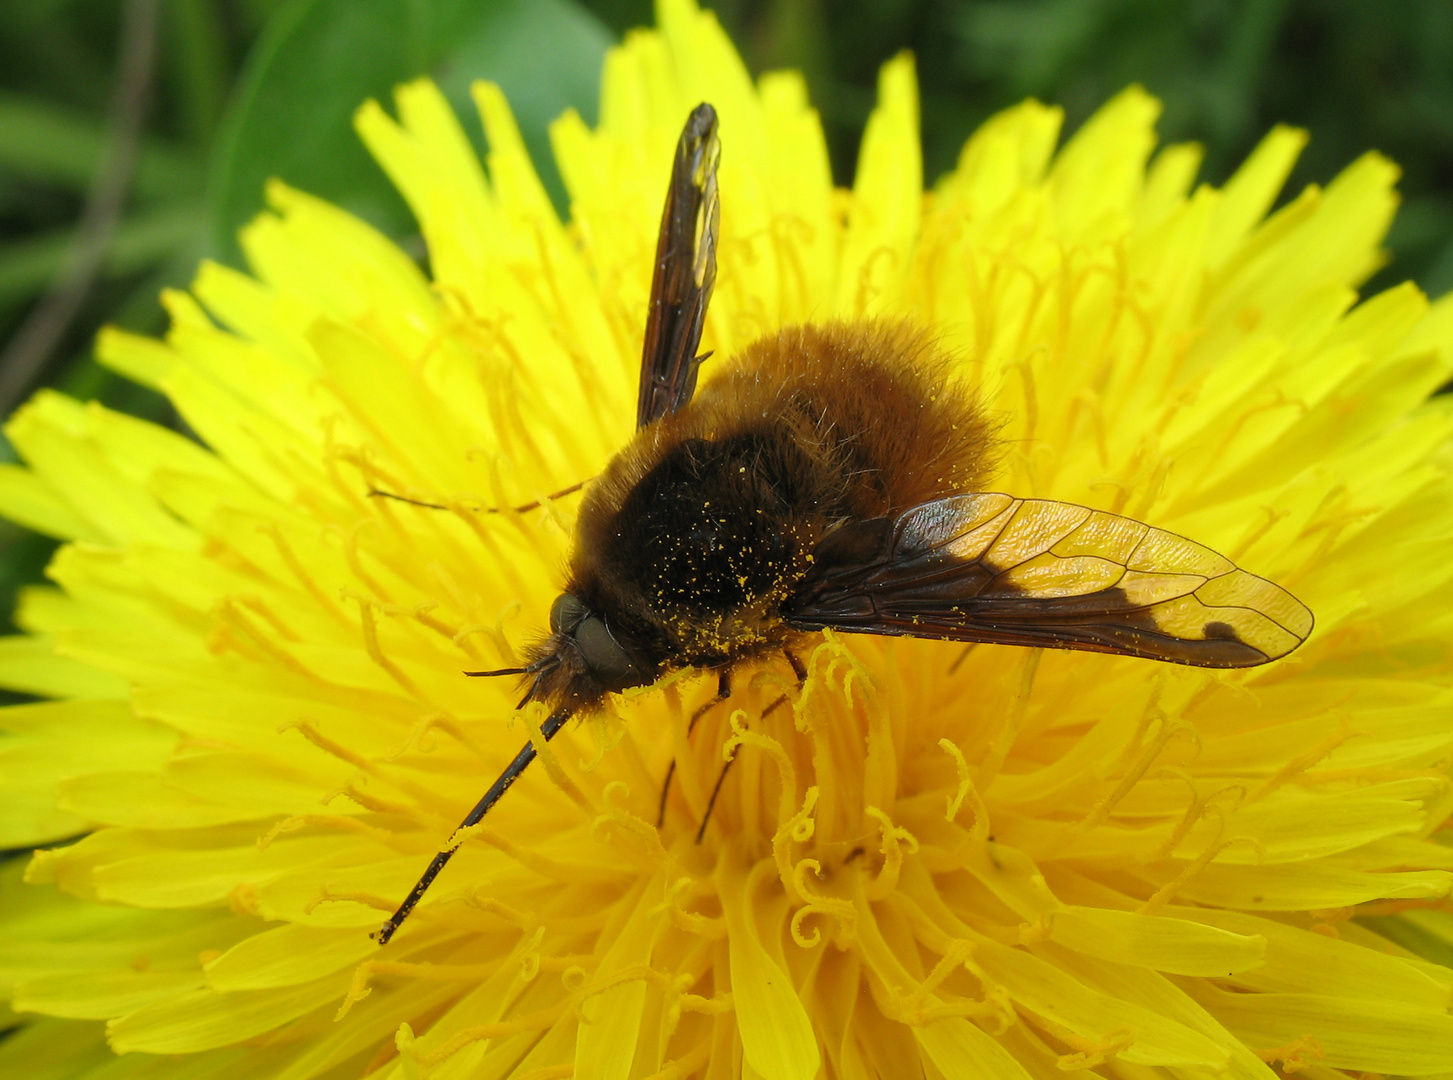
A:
[
  {"left": 549, "top": 593, "right": 587, "bottom": 635},
  {"left": 574, "top": 616, "right": 643, "bottom": 691}
]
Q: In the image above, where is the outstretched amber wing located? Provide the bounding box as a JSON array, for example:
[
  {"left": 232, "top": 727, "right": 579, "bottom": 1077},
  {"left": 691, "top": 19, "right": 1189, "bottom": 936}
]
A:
[
  {"left": 784, "top": 494, "right": 1313, "bottom": 668},
  {"left": 637, "top": 103, "right": 721, "bottom": 429}
]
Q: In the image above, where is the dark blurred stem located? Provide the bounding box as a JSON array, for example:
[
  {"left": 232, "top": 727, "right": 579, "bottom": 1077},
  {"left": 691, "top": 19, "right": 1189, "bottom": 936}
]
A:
[{"left": 0, "top": 0, "right": 160, "bottom": 418}]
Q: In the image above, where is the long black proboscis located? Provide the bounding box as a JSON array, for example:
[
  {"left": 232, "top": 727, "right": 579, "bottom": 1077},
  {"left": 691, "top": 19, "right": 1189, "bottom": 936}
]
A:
[{"left": 373, "top": 707, "right": 571, "bottom": 945}]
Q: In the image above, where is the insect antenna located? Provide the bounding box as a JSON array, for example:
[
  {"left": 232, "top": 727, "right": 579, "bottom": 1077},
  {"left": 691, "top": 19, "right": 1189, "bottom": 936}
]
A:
[
  {"left": 465, "top": 651, "right": 561, "bottom": 681},
  {"left": 373, "top": 703, "right": 572, "bottom": 946}
]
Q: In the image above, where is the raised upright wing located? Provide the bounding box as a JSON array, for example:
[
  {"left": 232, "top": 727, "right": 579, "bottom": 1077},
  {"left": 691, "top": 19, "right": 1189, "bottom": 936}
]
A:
[
  {"left": 637, "top": 103, "right": 721, "bottom": 429},
  {"left": 784, "top": 494, "right": 1313, "bottom": 668}
]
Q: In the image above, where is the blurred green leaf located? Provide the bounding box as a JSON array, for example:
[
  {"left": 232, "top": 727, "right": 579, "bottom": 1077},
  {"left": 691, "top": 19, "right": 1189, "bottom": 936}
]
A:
[
  {"left": 0, "top": 93, "right": 201, "bottom": 198},
  {"left": 1361, "top": 915, "right": 1453, "bottom": 970},
  {"left": 208, "top": 0, "right": 612, "bottom": 262},
  {"left": 958, "top": 0, "right": 1106, "bottom": 96},
  {"left": 0, "top": 206, "right": 204, "bottom": 303},
  {"left": 0, "top": 521, "right": 57, "bottom": 635},
  {"left": 165, "top": 0, "right": 230, "bottom": 145}
]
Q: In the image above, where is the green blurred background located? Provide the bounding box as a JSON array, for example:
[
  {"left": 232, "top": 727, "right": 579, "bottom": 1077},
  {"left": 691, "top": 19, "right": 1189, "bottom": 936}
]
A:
[{"left": 2, "top": 0, "right": 1452, "bottom": 633}]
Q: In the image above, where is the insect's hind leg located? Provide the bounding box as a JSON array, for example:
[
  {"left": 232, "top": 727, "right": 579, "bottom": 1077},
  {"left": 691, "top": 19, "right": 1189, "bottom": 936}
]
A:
[{"left": 656, "top": 669, "right": 732, "bottom": 828}]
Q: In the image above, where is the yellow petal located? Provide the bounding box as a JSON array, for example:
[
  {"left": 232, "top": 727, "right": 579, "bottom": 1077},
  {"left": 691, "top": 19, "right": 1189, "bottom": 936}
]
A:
[
  {"left": 837, "top": 52, "right": 920, "bottom": 317},
  {"left": 721, "top": 859, "right": 820, "bottom": 1080},
  {"left": 914, "top": 1015, "right": 1037, "bottom": 1080},
  {"left": 1188, "top": 984, "right": 1453, "bottom": 1074}
]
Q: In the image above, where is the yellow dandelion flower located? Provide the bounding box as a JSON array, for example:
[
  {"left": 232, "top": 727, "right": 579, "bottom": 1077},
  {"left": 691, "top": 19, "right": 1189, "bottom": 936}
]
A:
[{"left": 3, "top": 1, "right": 1453, "bottom": 1078}]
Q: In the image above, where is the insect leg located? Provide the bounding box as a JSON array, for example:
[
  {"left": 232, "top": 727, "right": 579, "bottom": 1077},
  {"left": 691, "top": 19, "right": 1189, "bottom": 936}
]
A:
[
  {"left": 694, "top": 691, "right": 792, "bottom": 844},
  {"left": 491, "top": 479, "right": 588, "bottom": 515},
  {"left": 657, "top": 669, "right": 731, "bottom": 827},
  {"left": 947, "top": 644, "right": 977, "bottom": 674},
  {"left": 695, "top": 745, "right": 734, "bottom": 844},
  {"left": 367, "top": 479, "right": 589, "bottom": 515},
  {"left": 783, "top": 646, "right": 807, "bottom": 686},
  {"left": 374, "top": 707, "right": 570, "bottom": 946},
  {"left": 368, "top": 488, "right": 448, "bottom": 510}
]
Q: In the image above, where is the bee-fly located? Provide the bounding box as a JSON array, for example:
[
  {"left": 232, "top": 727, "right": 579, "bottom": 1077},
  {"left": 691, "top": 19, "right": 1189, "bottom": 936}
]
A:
[{"left": 373, "top": 102, "right": 1313, "bottom": 945}]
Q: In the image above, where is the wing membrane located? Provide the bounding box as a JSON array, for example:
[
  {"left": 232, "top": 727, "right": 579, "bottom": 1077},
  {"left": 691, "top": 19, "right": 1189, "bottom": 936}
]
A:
[
  {"left": 637, "top": 103, "right": 721, "bottom": 428},
  {"left": 785, "top": 494, "right": 1314, "bottom": 668}
]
